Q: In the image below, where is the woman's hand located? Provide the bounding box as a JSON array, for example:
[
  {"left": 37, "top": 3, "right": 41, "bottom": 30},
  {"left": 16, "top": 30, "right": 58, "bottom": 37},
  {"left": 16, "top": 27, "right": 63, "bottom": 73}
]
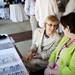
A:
[
  {"left": 48, "top": 62, "right": 56, "bottom": 69},
  {"left": 23, "top": 52, "right": 37, "bottom": 61},
  {"left": 45, "top": 63, "right": 60, "bottom": 75},
  {"left": 33, "top": 53, "right": 42, "bottom": 59}
]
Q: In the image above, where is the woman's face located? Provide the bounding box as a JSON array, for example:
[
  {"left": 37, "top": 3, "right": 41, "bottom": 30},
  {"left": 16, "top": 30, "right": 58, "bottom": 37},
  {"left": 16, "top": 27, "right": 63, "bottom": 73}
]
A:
[{"left": 45, "top": 20, "right": 58, "bottom": 34}]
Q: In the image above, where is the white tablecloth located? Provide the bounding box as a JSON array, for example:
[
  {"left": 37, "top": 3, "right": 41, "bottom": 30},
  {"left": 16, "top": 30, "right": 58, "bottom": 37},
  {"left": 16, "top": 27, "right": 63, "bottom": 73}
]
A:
[
  {"left": 0, "top": 8, "right": 5, "bottom": 18},
  {"left": 0, "top": 35, "right": 29, "bottom": 75},
  {"left": 10, "top": 4, "right": 28, "bottom": 22},
  {"left": 0, "top": 8, "right": 10, "bottom": 19}
]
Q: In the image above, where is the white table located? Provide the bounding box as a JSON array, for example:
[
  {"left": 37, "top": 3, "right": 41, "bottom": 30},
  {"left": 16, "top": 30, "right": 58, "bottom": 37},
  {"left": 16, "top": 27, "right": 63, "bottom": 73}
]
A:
[
  {"left": 10, "top": 4, "right": 28, "bottom": 22},
  {"left": 0, "top": 35, "right": 29, "bottom": 75}
]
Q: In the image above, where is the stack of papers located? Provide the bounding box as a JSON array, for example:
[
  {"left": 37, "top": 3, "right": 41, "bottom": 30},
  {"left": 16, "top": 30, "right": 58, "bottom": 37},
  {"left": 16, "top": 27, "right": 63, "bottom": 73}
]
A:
[{"left": 0, "top": 35, "right": 29, "bottom": 75}]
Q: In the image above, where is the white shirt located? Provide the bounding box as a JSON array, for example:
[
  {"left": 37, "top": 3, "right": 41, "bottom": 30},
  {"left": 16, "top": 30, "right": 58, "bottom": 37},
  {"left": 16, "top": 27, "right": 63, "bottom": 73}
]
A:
[
  {"left": 31, "top": 28, "right": 61, "bottom": 59},
  {"left": 0, "top": 0, "right": 4, "bottom": 7},
  {"left": 24, "top": 0, "right": 35, "bottom": 16},
  {"left": 35, "top": 0, "right": 59, "bottom": 28},
  {"left": 63, "top": 0, "right": 75, "bottom": 15}
]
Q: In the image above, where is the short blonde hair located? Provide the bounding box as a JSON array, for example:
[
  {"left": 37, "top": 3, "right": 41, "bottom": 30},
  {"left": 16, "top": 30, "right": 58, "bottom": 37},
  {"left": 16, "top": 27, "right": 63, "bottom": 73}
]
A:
[
  {"left": 45, "top": 15, "right": 59, "bottom": 23},
  {"left": 45, "top": 15, "right": 59, "bottom": 29}
]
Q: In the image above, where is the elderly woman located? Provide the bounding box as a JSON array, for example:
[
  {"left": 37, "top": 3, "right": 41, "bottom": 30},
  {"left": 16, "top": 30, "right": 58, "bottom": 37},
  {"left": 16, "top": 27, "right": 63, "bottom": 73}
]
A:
[
  {"left": 44, "top": 12, "right": 75, "bottom": 75},
  {"left": 23, "top": 15, "right": 61, "bottom": 73}
]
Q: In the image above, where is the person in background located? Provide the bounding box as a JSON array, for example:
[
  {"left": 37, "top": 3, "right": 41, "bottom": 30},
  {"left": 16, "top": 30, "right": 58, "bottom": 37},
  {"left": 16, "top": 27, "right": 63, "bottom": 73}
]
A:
[
  {"left": 24, "top": 0, "right": 38, "bottom": 33},
  {"left": 44, "top": 12, "right": 75, "bottom": 75},
  {"left": 35, "top": 0, "right": 58, "bottom": 28},
  {"left": 35, "top": 0, "right": 68, "bottom": 34},
  {"left": 23, "top": 15, "right": 61, "bottom": 74},
  {"left": 63, "top": 0, "right": 75, "bottom": 15},
  {"left": 54, "top": 0, "right": 75, "bottom": 35}
]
